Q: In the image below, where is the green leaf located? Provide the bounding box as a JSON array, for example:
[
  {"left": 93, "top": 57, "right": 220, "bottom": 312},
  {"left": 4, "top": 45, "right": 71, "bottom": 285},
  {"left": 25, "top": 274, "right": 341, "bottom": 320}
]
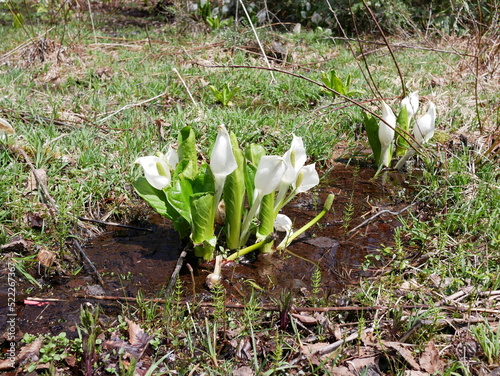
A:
[
  {"left": 165, "top": 176, "right": 193, "bottom": 223},
  {"left": 245, "top": 144, "right": 266, "bottom": 166},
  {"left": 257, "top": 192, "right": 275, "bottom": 253},
  {"left": 191, "top": 164, "right": 215, "bottom": 194},
  {"left": 244, "top": 162, "right": 257, "bottom": 207},
  {"left": 190, "top": 193, "right": 216, "bottom": 260},
  {"left": 133, "top": 177, "right": 172, "bottom": 219},
  {"left": 395, "top": 106, "right": 410, "bottom": 157},
  {"left": 224, "top": 133, "right": 246, "bottom": 250},
  {"left": 176, "top": 126, "right": 198, "bottom": 180},
  {"left": 362, "top": 112, "right": 381, "bottom": 166},
  {"left": 321, "top": 70, "right": 347, "bottom": 96}
]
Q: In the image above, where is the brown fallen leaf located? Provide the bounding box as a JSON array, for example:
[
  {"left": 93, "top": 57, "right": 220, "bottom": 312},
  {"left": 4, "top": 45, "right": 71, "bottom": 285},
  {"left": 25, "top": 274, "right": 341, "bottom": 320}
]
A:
[
  {"left": 0, "top": 237, "right": 28, "bottom": 253},
  {"left": 103, "top": 318, "right": 151, "bottom": 359},
  {"left": 37, "top": 248, "right": 56, "bottom": 267},
  {"left": 327, "top": 366, "right": 355, "bottom": 376},
  {"left": 347, "top": 357, "right": 381, "bottom": 375},
  {"left": 383, "top": 341, "right": 420, "bottom": 370},
  {"left": 232, "top": 366, "right": 255, "bottom": 376},
  {"left": 419, "top": 341, "right": 444, "bottom": 374},
  {"left": 292, "top": 312, "right": 318, "bottom": 325},
  {"left": 301, "top": 342, "right": 332, "bottom": 364},
  {"left": 405, "top": 371, "right": 429, "bottom": 376},
  {"left": 0, "top": 337, "right": 46, "bottom": 370},
  {"left": 27, "top": 168, "right": 47, "bottom": 192}
]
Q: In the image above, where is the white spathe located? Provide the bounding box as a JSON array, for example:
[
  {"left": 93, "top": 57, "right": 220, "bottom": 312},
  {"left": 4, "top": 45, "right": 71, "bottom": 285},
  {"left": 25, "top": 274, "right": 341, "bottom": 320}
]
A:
[
  {"left": 254, "top": 155, "right": 287, "bottom": 197},
  {"left": 401, "top": 91, "right": 419, "bottom": 119},
  {"left": 414, "top": 102, "right": 436, "bottom": 143},
  {"left": 135, "top": 156, "right": 171, "bottom": 190},
  {"left": 378, "top": 101, "right": 396, "bottom": 167},
  {"left": 294, "top": 164, "right": 320, "bottom": 193},
  {"left": 210, "top": 124, "right": 237, "bottom": 179},
  {"left": 163, "top": 145, "right": 179, "bottom": 170},
  {"left": 282, "top": 134, "right": 307, "bottom": 184},
  {"left": 274, "top": 214, "right": 292, "bottom": 233}
]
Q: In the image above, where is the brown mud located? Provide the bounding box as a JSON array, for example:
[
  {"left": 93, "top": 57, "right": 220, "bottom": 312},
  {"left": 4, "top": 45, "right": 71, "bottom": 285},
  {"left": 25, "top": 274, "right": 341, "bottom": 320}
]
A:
[{"left": 0, "top": 163, "right": 413, "bottom": 338}]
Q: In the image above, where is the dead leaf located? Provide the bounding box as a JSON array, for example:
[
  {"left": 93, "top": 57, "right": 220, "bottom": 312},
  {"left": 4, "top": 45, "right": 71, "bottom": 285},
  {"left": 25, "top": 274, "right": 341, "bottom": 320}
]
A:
[
  {"left": 361, "top": 330, "right": 378, "bottom": 347},
  {"left": 301, "top": 342, "right": 335, "bottom": 365},
  {"left": 103, "top": 318, "right": 151, "bottom": 359},
  {"left": 232, "top": 366, "right": 255, "bottom": 376},
  {"left": 37, "top": 248, "right": 56, "bottom": 267},
  {"left": 383, "top": 341, "right": 420, "bottom": 370},
  {"left": 304, "top": 237, "right": 340, "bottom": 249},
  {"left": 292, "top": 313, "right": 318, "bottom": 325},
  {"left": 347, "top": 357, "right": 380, "bottom": 375},
  {"left": 405, "top": 372, "right": 429, "bottom": 376},
  {"left": 1, "top": 237, "right": 28, "bottom": 253},
  {"left": 236, "top": 337, "right": 252, "bottom": 360},
  {"left": 419, "top": 341, "right": 444, "bottom": 374},
  {"left": 27, "top": 168, "right": 47, "bottom": 192},
  {"left": 27, "top": 213, "right": 44, "bottom": 229},
  {"left": 16, "top": 337, "right": 43, "bottom": 367},
  {"left": 328, "top": 366, "right": 355, "bottom": 376},
  {"left": 125, "top": 318, "right": 148, "bottom": 347}
]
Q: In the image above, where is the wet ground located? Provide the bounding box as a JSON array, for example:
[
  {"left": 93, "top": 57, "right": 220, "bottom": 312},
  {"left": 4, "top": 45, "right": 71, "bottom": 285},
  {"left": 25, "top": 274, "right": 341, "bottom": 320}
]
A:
[{"left": 0, "top": 163, "right": 413, "bottom": 338}]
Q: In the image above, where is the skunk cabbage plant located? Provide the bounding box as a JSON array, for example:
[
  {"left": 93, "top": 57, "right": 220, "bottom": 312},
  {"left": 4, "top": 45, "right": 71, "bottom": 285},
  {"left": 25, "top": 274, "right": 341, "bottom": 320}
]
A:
[
  {"left": 378, "top": 101, "right": 396, "bottom": 169},
  {"left": 396, "top": 92, "right": 419, "bottom": 156},
  {"left": 134, "top": 125, "right": 328, "bottom": 261},
  {"left": 395, "top": 102, "right": 437, "bottom": 169}
]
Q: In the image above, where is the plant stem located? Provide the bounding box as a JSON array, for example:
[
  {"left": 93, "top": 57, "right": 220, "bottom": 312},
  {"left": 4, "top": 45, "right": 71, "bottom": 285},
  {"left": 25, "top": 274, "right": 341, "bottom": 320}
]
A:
[
  {"left": 226, "top": 234, "right": 275, "bottom": 261},
  {"left": 276, "top": 194, "right": 334, "bottom": 250}
]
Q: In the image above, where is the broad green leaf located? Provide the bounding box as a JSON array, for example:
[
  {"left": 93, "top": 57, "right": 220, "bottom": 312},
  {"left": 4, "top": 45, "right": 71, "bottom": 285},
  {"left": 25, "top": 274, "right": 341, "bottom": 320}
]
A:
[
  {"left": 257, "top": 192, "right": 275, "bottom": 253},
  {"left": 190, "top": 193, "right": 216, "bottom": 260},
  {"left": 395, "top": 106, "right": 410, "bottom": 157},
  {"left": 172, "top": 216, "right": 190, "bottom": 240},
  {"left": 133, "top": 177, "right": 172, "bottom": 219},
  {"left": 176, "top": 126, "right": 198, "bottom": 180},
  {"left": 191, "top": 164, "right": 215, "bottom": 194},
  {"left": 322, "top": 70, "right": 347, "bottom": 96},
  {"left": 224, "top": 133, "right": 246, "bottom": 250},
  {"left": 194, "top": 238, "right": 217, "bottom": 260},
  {"left": 362, "top": 112, "right": 381, "bottom": 166},
  {"left": 245, "top": 144, "right": 266, "bottom": 166},
  {"left": 244, "top": 162, "right": 257, "bottom": 206},
  {"left": 165, "top": 176, "right": 193, "bottom": 223}
]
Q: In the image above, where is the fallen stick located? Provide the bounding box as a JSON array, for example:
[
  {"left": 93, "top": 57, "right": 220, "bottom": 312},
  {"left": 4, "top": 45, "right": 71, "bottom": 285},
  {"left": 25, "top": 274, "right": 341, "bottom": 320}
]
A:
[
  {"left": 348, "top": 203, "right": 414, "bottom": 234},
  {"left": 96, "top": 89, "right": 169, "bottom": 124},
  {"left": 78, "top": 217, "right": 153, "bottom": 232},
  {"left": 165, "top": 244, "right": 190, "bottom": 297},
  {"left": 315, "top": 328, "right": 374, "bottom": 356}
]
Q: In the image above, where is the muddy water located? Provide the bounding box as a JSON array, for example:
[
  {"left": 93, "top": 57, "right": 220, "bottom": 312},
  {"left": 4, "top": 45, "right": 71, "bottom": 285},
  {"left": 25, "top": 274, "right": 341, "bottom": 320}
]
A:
[{"left": 1, "top": 163, "right": 411, "bottom": 336}]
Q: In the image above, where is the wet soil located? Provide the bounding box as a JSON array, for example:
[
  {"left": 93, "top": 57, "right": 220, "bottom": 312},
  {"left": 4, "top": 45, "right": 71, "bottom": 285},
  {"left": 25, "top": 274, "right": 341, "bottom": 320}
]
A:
[{"left": 0, "top": 163, "right": 413, "bottom": 338}]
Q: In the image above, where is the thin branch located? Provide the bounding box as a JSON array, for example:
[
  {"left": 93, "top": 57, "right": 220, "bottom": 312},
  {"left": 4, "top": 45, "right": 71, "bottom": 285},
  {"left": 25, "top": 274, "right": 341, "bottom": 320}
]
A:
[
  {"left": 238, "top": 0, "right": 276, "bottom": 84},
  {"left": 361, "top": 0, "right": 406, "bottom": 97},
  {"left": 348, "top": 203, "right": 415, "bottom": 234},
  {"left": 77, "top": 217, "right": 153, "bottom": 232},
  {"left": 96, "top": 89, "right": 169, "bottom": 124}
]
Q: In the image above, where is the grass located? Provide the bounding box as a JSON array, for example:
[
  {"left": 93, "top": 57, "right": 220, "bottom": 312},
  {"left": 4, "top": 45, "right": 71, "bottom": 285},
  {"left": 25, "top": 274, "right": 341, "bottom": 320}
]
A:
[{"left": 1, "top": 1, "right": 500, "bottom": 375}]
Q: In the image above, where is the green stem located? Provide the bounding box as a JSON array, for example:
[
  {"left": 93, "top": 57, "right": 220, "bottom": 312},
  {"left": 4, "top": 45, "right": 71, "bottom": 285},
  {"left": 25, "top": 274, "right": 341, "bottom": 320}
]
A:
[
  {"left": 239, "top": 192, "right": 262, "bottom": 245},
  {"left": 226, "top": 234, "right": 275, "bottom": 261},
  {"left": 276, "top": 194, "right": 334, "bottom": 250}
]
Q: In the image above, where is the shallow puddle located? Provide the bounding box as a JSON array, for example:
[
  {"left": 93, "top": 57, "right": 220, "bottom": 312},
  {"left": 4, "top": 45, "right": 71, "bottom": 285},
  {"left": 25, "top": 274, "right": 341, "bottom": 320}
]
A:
[{"left": 1, "top": 163, "right": 413, "bottom": 336}]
